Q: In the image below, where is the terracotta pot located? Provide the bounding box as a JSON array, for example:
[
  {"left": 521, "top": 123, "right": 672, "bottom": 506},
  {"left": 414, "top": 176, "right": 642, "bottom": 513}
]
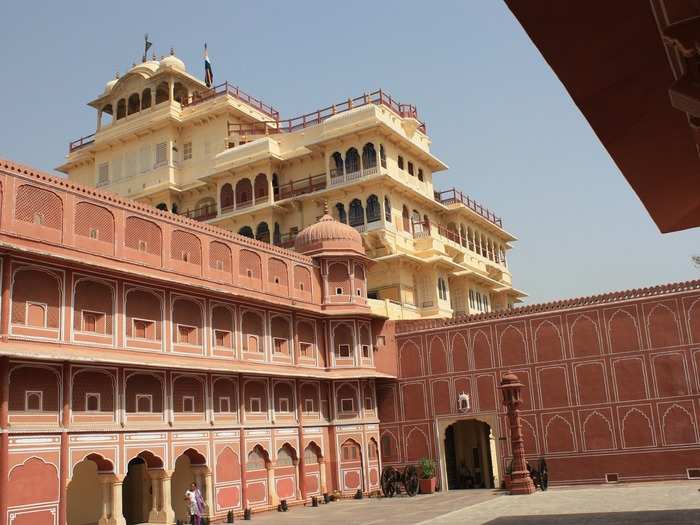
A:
[{"left": 419, "top": 477, "right": 436, "bottom": 494}]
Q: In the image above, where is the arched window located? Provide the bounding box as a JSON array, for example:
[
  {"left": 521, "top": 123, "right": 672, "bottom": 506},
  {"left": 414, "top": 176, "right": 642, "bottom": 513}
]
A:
[
  {"left": 141, "top": 89, "right": 152, "bottom": 110},
  {"left": 220, "top": 183, "right": 234, "bottom": 210},
  {"left": 155, "top": 203, "right": 168, "bottom": 211},
  {"left": 238, "top": 226, "right": 254, "bottom": 238},
  {"left": 362, "top": 143, "right": 377, "bottom": 170},
  {"left": 402, "top": 205, "right": 410, "bottom": 232},
  {"left": 254, "top": 173, "right": 268, "bottom": 200},
  {"left": 330, "top": 152, "right": 343, "bottom": 177},
  {"left": 418, "top": 168, "right": 424, "bottom": 181},
  {"left": 335, "top": 203, "right": 347, "bottom": 224},
  {"left": 366, "top": 195, "right": 380, "bottom": 223},
  {"left": 127, "top": 93, "right": 140, "bottom": 115},
  {"left": 255, "top": 222, "right": 270, "bottom": 243},
  {"left": 235, "top": 179, "right": 252, "bottom": 208},
  {"left": 345, "top": 148, "right": 360, "bottom": 175},
  {"left": 155, "top": 82, "right": 169, "bottom": 104},
  {"left": 380, "top": 144, "right": 387, "bottom": 168},
  {"left": 116, "top": 99, "right": 126, "bottom": 120},
  {"left": 384, "top": 196, "right": 392, "bottom": 222},
  {"left": 173, "top": 82, "right": 188, "bottom": 104},
  {"left": 349, "top": 199, "right": 364, "bottom": 227}
]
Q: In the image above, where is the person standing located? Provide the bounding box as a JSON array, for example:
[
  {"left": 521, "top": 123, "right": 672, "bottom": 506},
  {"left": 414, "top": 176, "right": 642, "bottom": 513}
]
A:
[{"left": 184, "top": 482, "right": 205, "bottom": 525}]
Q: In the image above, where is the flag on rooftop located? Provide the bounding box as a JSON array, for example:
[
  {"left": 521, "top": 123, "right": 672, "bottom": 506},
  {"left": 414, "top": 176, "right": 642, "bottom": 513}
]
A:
[{"left": 204, "top": 43, "right": 213, "bottom": 88}]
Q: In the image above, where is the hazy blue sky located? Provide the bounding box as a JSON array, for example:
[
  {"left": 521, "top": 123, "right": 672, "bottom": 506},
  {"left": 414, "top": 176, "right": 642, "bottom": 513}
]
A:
[{"left": 0, "top": 1, "right": 697, "bottom": 304}]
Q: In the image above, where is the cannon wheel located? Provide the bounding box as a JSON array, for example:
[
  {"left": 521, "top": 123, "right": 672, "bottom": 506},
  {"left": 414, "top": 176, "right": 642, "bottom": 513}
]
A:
[
  {"left": 403, "top": 465, "right": 419, "bottom": 496},
  {"left": 538, "top": 458, "right": 549, "bottom": 491},
  {"left": 381, "top": 466, "right": 397, "bottom": 497}
]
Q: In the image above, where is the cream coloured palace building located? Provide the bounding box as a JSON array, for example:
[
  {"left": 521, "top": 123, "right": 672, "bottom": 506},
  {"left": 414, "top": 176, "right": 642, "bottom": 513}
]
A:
[{"left": 58, "top": 50, "right": 524, "bottom": 319}]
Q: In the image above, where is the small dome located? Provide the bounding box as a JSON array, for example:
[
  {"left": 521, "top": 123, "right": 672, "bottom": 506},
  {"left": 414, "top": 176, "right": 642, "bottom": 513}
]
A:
[
  {"left": 294, "top": 214, "right": 364, "bottom": 255},
  {"left": 159, "top": 54, "right": 185, "bottom": 72},
  {"left": 131, "top": 60, "right": 160, "bottom": 74}
]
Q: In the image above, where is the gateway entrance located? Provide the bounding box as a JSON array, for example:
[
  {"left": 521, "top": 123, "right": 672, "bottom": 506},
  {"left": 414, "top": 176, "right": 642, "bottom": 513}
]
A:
[{"left": 444, "top": 419, "right": 496, "bottom": 489}]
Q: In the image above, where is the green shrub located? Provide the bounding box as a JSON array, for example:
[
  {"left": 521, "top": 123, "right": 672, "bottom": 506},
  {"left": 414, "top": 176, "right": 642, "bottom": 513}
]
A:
[{"left": 419, "top": 458, "right": 437, "bottom": 479}]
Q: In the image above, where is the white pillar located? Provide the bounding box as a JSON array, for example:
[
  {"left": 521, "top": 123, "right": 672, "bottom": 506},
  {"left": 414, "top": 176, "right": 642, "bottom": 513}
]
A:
[
  {"left": 267, "top": 463, "right": 279, "bottom": 506},
  {"left": 319, "top": 458, "right": 327, "bottom": 494},
  {"left": 109, "top": 478, "right": 127, "bottom": 525},
  {"left": 148, "top": 471, "right": 160, "bottom": 522},
  {"left": 160, "top": 471, "right": 176, "bottom": 524}
]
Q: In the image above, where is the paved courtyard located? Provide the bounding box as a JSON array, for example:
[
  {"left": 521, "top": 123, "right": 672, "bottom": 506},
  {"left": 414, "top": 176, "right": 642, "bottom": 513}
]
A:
[{"left": 249, "top": 482, "right": 700, "bottom": 524}]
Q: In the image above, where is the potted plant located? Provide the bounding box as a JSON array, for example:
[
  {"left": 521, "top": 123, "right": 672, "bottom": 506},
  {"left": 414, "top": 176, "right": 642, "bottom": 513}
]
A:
[{"left": 418, "top": 458, "right": 437, "bottom": 494}]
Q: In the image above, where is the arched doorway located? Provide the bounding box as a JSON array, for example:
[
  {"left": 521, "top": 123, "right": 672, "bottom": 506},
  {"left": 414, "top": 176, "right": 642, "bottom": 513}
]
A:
[
  {"left": 122, "top": 451, "right": 164, "bottom": 525},
  {"left": 67, "top": 454, "right": 114, "bottom": 525},
  {"left": 123, "top": 457, "right": 150, "bottom": 524},
  {"left": 443, "top": 419, "right": 497, "bottom": 490},
  {"left": 171, "top": 448, "right": 208, "bottom": 523}
]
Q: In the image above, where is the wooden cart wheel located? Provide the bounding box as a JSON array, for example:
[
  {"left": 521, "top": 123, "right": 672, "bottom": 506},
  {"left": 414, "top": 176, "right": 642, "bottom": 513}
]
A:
[
  {"left": 381, "top": 466, "right": 397, "bottom": 497},
  {"left": 403, "top": 465, "right": 419, "bottom": 497}
]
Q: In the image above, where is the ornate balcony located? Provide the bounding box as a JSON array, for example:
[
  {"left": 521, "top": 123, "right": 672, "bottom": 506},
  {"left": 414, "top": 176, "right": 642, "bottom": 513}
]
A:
[{"left": 434, "top": 188, "right": 503, "bottom": 228}]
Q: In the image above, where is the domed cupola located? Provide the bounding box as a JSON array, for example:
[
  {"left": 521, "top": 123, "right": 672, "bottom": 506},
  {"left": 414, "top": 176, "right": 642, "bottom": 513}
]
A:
[
  {"left": 294, "top": 213, "right": 364, "bottom": 257},
  {"left": 159, "top": 48, "right": 186, "bottom": 72},
  {"left": 295, "top": 208, "right": 371, "bottom": 312}
]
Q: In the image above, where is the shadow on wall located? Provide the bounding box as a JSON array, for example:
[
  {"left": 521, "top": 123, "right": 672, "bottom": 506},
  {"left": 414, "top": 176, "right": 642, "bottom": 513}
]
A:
[{"left": 484, "top": 509, "right": 700, "bottom": 524}]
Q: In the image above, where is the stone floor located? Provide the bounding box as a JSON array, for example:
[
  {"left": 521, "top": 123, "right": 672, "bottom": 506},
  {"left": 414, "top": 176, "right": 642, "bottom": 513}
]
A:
[{"left": 248, "top": 482, "right": 700, "bottom": 524}]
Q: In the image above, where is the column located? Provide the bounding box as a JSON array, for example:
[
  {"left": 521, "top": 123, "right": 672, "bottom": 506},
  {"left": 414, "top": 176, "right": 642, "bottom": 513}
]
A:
[
  {"left": 266, "top": 462, "right": 279, "bottom": 506},
  {"left": 489, "top": 429, "right": 500, "bottom": 489},
  {"left": 318, "top": 457, "right": 328, "bottom": 494},
  {"left": 159, "top": 471, "right": 176, "bottom": 524},
  {"left": 109, "top": 477, "right": 127, "bottom": 525},
  {"left": 499, "top": 372, "right": 535, "bottom": 495},
  {"left": 97, "top": 475, "right": 111, "bottom": 525},
  {"left": 147, "top": 471, "right": 160, "bottom": 523},
  {"left": 0, "top": 356, "right": 9, "bottom": 525},
  {"left": 58, "top": 362, "right": 70, "bottom": 525},
  {"left": 295, "top": 380, "right": 306, "bottom": 502},
  {"left": 239, "top": 379, "right": 249, "bottom": 511}
]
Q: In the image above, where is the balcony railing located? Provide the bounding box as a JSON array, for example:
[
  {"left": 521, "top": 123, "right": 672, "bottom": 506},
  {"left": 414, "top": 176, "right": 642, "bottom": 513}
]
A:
[
  {"left": 277, "top": 173, "right": 326, "bottom": 200},
  {"left": 181, "top": 81, "right": 280, "bottom": 119},
  {"left": 274, "top": 231, "right": 298, "bottom": 249},
  {"left": 180, "top": 204, "right": 217, "bottom": 222},
  {"left": 434, "top": 188, "right": 503, "bottom": 228},
  {"left": 227, "top": 89, "right": 426, "bottom": 140},
  {"left": 69, "top": 133, "right": 96, "bottom": 153}
]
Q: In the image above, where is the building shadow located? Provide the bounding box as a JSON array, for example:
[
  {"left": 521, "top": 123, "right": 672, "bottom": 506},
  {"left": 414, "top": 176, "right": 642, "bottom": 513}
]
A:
[{"left": 484, "top": 509, "right": 700, "bottom": 524}]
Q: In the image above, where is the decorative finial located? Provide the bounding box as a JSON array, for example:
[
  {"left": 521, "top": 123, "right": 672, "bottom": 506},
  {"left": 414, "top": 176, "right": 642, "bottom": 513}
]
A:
[
  {"left": 160, "top": 55, "right": 164, "bottom": 60},
  {"left": 170, "top": 46, "right": 175, "bottom": 56},
  {"left": 152, "top": 51, "right": 157, "bottom": 60},
  {"left": 115, "top": 72, "right": 120, "bottom": 79},
  {"left": 323, "top": 199, "right": 329, "bottom": 215}
]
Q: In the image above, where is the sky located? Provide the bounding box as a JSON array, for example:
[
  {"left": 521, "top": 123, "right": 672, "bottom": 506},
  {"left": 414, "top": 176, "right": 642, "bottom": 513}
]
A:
[{"left": 0, "top": 1, "right": 697, "bottom": 304}]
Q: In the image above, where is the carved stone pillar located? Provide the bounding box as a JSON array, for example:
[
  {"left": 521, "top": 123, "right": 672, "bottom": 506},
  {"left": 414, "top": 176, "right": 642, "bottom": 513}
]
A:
[
  {"left": 266, "top": 461, "right": 279, "bottom": 506},
  {"left": 97, "top": 475, "right": 111, "bottom": 525},
  {"left": 159, "top": 470, "right": 176, "bottom": 524},
  {"left": 318, "top": 457, "right": 327, "bottom": 494},
  {"left": 499, "top": 371, "right": 535, "bottom": 495},
  {"left": 109, "top": 477, "right": 127, "bottom": 525}
]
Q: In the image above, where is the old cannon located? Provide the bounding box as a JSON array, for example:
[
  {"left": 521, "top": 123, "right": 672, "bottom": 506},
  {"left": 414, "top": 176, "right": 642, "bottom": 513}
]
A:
[{"left": 380, "top": 465, "right": 419, "bottom": 497}]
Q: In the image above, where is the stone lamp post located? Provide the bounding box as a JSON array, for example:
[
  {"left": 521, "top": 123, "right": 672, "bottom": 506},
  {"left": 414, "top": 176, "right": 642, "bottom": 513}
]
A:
[{"left": 499, "top": 371, "right": 536, "bottom": 495}]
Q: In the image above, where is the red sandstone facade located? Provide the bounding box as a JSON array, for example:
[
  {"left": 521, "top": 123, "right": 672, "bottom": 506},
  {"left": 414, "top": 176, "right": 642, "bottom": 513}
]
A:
[
  {"left": 380, "top": 282, "right": 700, "bottom": 488},
  {"left": 1, "top": 157, "right": 699, "bottom": 525},
  {"left": 0, "top": 159, "right": 384, "bottom": 525}
]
